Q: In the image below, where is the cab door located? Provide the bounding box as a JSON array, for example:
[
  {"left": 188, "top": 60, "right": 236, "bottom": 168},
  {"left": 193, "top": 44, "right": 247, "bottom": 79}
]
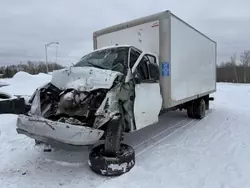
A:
[{"left": 131, "top": 52, "right": 162, "bottom": 130}]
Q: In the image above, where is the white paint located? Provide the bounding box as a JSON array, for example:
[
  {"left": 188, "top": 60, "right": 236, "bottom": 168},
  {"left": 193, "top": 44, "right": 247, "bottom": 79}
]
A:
[
  {"left": 93, "top": 44, "right": 131, "bottom": 52},
  {"left": 51, "top": 67, "right": 122, "bottom": 91},
  {"left": 96, "top": 20, "right": 160, "bottom": 55},
  {"left": 170, "top": 15, "right": 216, "bottom": 102},
  {"left": 108, "top": 163, "right": 127, "bottom": 172},
  {"left": 133, "top": 83, "right": 162, "bottom": 130},
  {"left": 16, "top": 115, "right": 104, "bottom": 145}
]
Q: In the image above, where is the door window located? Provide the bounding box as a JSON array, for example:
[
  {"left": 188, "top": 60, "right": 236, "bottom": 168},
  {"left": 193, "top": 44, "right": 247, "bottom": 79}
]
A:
[
  {"left": 134, "top": 56, "right": 150, "bottom": 81},
  {"left": 146, "top": 55, "right": 159, "bottom": 80},
  {"left": 129, "top": 49, "right": 140, "bottom": 69},
  {"left": 134, "top": 54, "right": 159, "bottom": 82}
]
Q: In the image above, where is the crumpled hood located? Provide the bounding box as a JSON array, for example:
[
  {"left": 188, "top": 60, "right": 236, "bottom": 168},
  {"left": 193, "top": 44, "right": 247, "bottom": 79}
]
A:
[{"left": 51, "top": 67, "right": 123, "bottom": 91}]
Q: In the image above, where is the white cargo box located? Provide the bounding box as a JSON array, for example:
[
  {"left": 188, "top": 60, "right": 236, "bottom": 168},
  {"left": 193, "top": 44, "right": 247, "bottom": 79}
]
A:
[{"left": 93, "top": 10, "right": 216, "bottom": 109}]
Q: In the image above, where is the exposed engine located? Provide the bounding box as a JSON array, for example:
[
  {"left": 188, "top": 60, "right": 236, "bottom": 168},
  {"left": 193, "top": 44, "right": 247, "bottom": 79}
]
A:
[{"left": 38, "top": 84, "right": 108, "bottom": 127}]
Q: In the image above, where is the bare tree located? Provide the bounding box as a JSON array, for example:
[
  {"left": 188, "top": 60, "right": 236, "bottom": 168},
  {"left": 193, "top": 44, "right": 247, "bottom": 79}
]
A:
[
  {"left": 230, "top": 53, "right": 239, "bottom": 83},
  {"left": 240, "top": 50, "right": 250, "bottom": 83}
]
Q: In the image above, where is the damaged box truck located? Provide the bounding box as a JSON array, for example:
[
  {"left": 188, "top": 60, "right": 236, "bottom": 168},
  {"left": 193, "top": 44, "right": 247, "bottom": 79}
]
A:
[{"left": 16, "top": 10, "right": 216, "bottom": 176}]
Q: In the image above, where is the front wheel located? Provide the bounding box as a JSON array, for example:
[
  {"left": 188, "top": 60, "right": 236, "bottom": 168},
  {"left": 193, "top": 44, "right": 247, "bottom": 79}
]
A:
[{"left": 104, "top": 116, "right": 123, "bottom": 156}]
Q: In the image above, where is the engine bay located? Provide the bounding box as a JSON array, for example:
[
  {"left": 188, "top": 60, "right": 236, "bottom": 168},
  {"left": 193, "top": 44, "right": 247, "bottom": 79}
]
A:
[{"left": 36, "top": 83, "right": 108, "bottom": 127}]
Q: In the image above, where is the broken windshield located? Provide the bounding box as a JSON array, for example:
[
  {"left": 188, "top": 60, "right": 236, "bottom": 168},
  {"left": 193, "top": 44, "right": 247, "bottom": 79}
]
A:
[{"left": 74, "top": 47, "right": 129, "bottom": 74}]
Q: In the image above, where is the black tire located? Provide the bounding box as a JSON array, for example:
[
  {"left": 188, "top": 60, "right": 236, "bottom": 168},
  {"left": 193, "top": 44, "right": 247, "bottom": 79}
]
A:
[
  {"left": 187, "top": 102, "right": 194, "bottom": 118},
  {"left": 193, "top": 99, "right": 206, "bottom": 119},
  {"left": 104, "top": 116, "right": 123, "bottom": 156},
  {"left": 89, "top": 144, "right": 135, "bottom": 176},
  {"left": 205, "top": 100, "right": 209, "bottom": 110}
]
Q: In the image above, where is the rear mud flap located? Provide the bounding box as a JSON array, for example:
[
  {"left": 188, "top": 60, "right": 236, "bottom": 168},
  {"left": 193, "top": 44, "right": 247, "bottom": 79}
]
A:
[{"left": 0, "top": 97, "right": 27, "bottom": 114}]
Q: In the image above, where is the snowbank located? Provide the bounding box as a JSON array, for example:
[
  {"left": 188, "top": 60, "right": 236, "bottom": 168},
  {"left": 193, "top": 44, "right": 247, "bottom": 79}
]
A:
[{"left": 0, "top": 71, "right": 51, "bottom": 97}]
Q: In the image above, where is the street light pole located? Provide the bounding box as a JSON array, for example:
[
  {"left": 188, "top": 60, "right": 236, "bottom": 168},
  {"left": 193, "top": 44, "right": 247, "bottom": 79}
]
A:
[
  {"left": 45, "top": 41, "right": 59, "bottom": 73},
  {"left": 45, "top": 45, "right": 48, "bottom": 73}
]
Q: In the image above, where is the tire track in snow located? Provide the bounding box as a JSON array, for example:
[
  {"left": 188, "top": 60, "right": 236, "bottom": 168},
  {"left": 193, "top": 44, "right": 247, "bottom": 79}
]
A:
[
  {"left": 132, "top": 119, "right": 186, "bottom": 150},
  {"left": 134, "top": 111, "right": 213, "bottom": 157},
  {"left": 135, "top": 120, "right": 195, "bottom": 156}
]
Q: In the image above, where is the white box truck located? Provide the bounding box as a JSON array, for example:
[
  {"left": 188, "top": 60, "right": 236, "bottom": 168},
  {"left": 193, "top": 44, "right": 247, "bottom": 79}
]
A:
[{"left": 16, "top": 10, "right": 216, "bottom": 176}]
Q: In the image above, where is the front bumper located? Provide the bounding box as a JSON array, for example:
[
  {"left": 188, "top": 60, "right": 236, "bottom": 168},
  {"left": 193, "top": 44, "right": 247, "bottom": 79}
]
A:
[{"left": 16, "top": 115, "right": 104, "bottom": 146}]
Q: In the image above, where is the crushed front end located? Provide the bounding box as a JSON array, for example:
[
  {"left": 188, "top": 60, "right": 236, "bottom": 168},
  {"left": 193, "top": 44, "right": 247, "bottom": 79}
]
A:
[
  {"left": 16, "top": 83, "right": 108, "bottom": 146},
  {"left": 16, "top": 65, "right": 126, "bottom": 146},
  {"left": 16, "top": 46, "right": 137, "bottom": 147}
]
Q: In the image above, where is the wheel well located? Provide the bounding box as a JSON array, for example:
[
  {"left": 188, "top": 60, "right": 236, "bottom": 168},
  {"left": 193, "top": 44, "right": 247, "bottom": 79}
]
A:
[{"left": 179, "top": 94, "right": 210, "bottom": 110}]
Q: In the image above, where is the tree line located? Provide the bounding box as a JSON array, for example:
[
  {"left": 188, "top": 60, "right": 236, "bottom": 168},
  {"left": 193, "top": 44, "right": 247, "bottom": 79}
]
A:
[
  {"left": 0, "top": 61, "right": 64, "bottom": 78},
  {"left": 217, "top": 50, "right": 250, "bottom": 83},
  {"left": 0, "top": 50, "right": 250, "bottom": 83}
]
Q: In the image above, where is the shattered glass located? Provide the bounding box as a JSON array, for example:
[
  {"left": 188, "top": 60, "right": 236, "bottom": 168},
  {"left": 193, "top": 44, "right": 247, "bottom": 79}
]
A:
[{"left": 73, "top": 47, "right": 129, "bottom": 75}]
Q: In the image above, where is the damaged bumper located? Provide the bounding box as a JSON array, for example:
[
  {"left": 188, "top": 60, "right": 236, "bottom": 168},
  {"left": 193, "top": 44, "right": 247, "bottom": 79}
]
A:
[{"left": 16, "top": 115, "right": 104, "bottom": 146}]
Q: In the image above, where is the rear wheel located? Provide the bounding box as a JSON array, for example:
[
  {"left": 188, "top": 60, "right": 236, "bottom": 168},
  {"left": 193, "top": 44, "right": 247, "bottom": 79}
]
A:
[
  {"left": 187, "top": 98, "right": 206, "bottom": 119},
  {"left": 187, "top": 101, "right": 194, "bottom": 118},
  {"left": 205, "top": 99, "right": 209, "bottom": 110},
  {"left": 193, "top": 99, "right": 206, "bottom": 119}
]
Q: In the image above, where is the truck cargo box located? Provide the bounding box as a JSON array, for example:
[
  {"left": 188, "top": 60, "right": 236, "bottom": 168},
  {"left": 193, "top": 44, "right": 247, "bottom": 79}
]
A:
[{"left": 93, "top": 10, "right": 216, "bottom": 109}]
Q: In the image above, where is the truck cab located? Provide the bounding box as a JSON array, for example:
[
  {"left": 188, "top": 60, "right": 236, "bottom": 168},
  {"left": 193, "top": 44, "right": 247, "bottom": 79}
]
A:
[{"left": 16, "top": 45, "right": 162, "bottom": 149}]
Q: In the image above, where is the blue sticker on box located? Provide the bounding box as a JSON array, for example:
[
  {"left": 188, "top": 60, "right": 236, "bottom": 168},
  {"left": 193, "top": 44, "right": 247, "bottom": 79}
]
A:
[{"left": 162, "top": 62, "right": 170, "bottom": 76}]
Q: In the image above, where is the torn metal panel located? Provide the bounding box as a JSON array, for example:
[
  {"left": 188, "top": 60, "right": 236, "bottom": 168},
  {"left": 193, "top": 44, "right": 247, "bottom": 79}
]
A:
[
  {"left": 119, "top": 80, "right": 136, "bottom": 132},
  {"left": 93, "top": 83, "right": 122, "bottom": 129},
  {"left": 93, "top": 79, "right": 136, "bottom": 132},
  {"left": 51, "top": 67, "right": 123, "bottom": 92},
  {"left": 30, "top": 90, "right": 41, "bottom": 116}
]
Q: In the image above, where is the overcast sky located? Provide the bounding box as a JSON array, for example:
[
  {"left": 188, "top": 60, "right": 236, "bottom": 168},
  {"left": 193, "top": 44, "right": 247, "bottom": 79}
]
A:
[{"left": 1, "top": 0, "right": 250, "bottom": 66}]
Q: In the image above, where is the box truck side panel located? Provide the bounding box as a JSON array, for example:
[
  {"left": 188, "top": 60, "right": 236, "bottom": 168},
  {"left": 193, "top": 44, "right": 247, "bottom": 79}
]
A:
[
  {"left": 96, "top": 20, "right": 160, "bottom": 56},
  {"left": 170, "top": 15, "right": 216, "bottom": 104}
]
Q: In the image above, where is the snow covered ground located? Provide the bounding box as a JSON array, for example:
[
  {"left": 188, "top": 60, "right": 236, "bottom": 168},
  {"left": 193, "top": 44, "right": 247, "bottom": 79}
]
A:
[{"left": 0, "top": 73, "right": 250, "bottom": 188}]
